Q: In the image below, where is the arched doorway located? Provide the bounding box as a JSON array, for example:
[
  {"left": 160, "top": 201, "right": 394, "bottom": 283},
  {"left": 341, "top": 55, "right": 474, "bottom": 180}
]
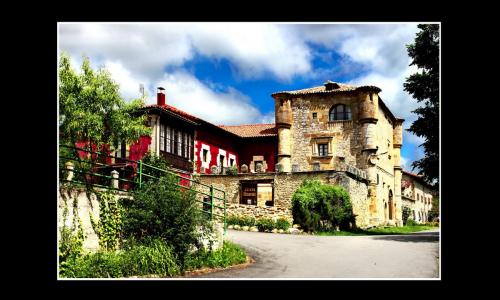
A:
[{"left": 388, "top": 190, "right": 393, "bottom": 220}]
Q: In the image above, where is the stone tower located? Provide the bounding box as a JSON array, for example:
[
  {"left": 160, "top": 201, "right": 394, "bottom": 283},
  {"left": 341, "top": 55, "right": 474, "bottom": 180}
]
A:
[
  {"left": 357, "top": 88, "right": 380, "bottom": 224},
  {"left": 393, "top": 118, "right": 404, "bottom": 226},
  {"left": 274, "top": 97, "right": 292, "bottom": 172}
]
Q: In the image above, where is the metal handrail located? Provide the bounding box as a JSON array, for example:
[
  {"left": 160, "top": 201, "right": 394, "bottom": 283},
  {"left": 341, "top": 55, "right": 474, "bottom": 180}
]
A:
[{"left": 59, "top": 144, "right": 227, "bottom": 231}]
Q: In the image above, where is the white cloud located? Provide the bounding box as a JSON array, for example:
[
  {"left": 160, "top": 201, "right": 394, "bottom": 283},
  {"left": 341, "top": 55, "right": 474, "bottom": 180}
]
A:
[
  {"left": 153, "top": 70, "right": 265, "bottom": 125},
  {"left": 59, "top": 23, "right": 312, "bottom": 81}
]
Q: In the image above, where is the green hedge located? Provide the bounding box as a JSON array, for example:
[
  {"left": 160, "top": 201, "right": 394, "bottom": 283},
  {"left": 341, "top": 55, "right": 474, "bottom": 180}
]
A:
[
  {"left": 292, "top": 180, "right": 355, "bottom": 232},
  {"left": 256, "top": 218, "right": 274, "bottom": 232}
]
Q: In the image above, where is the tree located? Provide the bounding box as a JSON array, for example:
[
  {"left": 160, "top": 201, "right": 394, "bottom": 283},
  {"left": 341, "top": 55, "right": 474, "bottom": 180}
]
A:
[
  {"left": 59, "top": 52, "right": 150, "bottom": 150},
  {"left": 404, "top": 24, "right": 439, "bottom": 187}
]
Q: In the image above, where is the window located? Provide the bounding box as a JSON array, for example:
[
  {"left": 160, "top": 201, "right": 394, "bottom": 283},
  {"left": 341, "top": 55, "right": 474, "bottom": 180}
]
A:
[
  {"left": 166, "top": 125, "right": 171, "bottom": 153},
  {"left": 329, "top": 104, "right": 351, "bottom": 121},
  {"left": 318, "top": 143, "right": 328, "bottom": 156},
  {"left": 312, "top": 112, "right": 317, "bottom": 119},
  {"left": 377, "top": 174, "right": 379, "bottom": 185},
  {"left": 176, "top": 130, "right": 182, "bottom": 156},
  {"left": 240, "top": 183, "right": 257, "bottom": 205},
  {"left": 202, "top": 149, "right": 208, "bottom": 162},
  {"left": 229, "top": 158, "right": 234, "bottom": 166},
  {"left": 160, "top": 124, "right": 165, "bottom": 151},
  {"left": 417, "top": 194, "right": 420, "bottom": 201}
]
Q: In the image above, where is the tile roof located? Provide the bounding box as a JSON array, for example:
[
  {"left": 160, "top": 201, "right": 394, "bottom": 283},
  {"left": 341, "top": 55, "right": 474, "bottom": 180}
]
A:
[
  {"left": 272, "top": 81, "right": 381, "bottom": 97},
  {"left": 219, "top": 123, "right": 277, "bottom": 138},
  {"left": 141, "top": 104, "right": 200, "bottom": 123},
  {"left": 402, "top": 170, "right": 423, "bottom": 179}
]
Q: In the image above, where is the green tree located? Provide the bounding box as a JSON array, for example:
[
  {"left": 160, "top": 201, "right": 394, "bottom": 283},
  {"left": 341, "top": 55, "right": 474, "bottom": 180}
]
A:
[
  {"left": 404, "top": 24, "right": 439, "bottom": 187},
  {"left": 59, "top": 52, "right": 150, "bottom": 150}
]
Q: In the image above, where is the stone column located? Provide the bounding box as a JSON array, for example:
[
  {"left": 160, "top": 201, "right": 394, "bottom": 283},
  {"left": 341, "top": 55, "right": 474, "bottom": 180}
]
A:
[
  {"left": 65, "top": 161, "right": 74, "bottom": 181},
  {"left": 111, "top": 170, "right": 119, "bottom": 189}
]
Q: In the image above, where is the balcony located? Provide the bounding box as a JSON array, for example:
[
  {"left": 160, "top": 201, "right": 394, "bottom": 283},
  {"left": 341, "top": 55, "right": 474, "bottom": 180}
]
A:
[
  {"left": 160, "top": 151, "right": 193, "bottom": 173},
  {"left": 327, "top": 120, "right": 353, "bottom": 131}
]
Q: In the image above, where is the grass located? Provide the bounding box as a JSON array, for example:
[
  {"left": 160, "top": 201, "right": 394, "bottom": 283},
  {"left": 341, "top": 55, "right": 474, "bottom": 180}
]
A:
[
  {"left": 315, "top": 225, "right": 438, "bottom": 236},
  {"left": 60, "top": 240, "right": 247, "bottom": 278}
]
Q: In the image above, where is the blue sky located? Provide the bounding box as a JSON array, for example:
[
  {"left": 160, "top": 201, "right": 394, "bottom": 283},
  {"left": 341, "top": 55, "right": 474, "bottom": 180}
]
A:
[{"left": 58, "top": 22, "right": 431, "bottom": 171}]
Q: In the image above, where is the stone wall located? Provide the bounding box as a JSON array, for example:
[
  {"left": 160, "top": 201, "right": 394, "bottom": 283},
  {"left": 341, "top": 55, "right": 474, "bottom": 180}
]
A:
[
  {"left": 58, "top": 187, "right": 224, "bottom": 252},
  {"left": 289, "top": 94, "right": 362, "bottom": 172},
  {"left": 199, "top": 171, "right": 371, "bottom": 227}
]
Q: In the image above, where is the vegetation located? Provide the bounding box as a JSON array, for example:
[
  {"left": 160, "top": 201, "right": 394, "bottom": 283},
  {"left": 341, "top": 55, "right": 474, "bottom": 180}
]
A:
[
  {"left": 405, "top": 218, "right": 418, "bottom": 226},
  {"left": 226, "top": 165, "right": 238, "bottom": 175},
  {"left": 227, "top": 216, "right": 256, "bottom": 227},
  {"left": 315, "top": 225, "right": 436, "bottom": 236},
  {"left": 402, "top": 206, "right": 412, "bottom": 225},
  {"left": 427, "top": 196, "right": 439, "bottom": 222},
  {"left": 60, "top": 238, "right": 180, "bottom": 278},
  {"left": 121, "top": 174, "right": 207, "bottom": 269},
  {"left": 90, "top": 191, "right": 123, "bottom": 251},
  {"left": 185, "top": 241, "right": 247, "bottom": 271},
  {"left": 292, "top": 180, "right": 355, "bottom": 232},
  {"left": 59, "top": 52, "right": 150, "bottom": 150},
  {"left": 256, "top": 218, "right": 275, "bottom": 232},
  {"left": 275, "top": 218, "right": 291, "bottom": 231},
  {"left": 404, "top": 24, "right": 439, "bottom": 186}
]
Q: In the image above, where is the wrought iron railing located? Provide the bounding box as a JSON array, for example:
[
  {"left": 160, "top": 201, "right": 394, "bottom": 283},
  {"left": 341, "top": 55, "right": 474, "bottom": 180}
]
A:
[{"left": 59, "top": 144, "right": 226, "bottom": 231}]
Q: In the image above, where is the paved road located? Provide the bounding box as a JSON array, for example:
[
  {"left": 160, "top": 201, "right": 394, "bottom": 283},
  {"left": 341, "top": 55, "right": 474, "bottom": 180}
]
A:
[{"left": 193, "top": 229, "right": 439, "bottom": 278}]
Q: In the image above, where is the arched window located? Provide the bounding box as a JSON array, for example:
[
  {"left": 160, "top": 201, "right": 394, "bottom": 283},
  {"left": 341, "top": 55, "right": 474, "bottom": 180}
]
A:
[{"left": 329, "top": 104, "right": 351, "bottom": 121}]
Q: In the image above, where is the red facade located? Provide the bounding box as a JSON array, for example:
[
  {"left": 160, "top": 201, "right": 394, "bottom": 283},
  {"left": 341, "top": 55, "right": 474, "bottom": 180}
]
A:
[
  {"left": 238, "top": 137, "right": 277, "bottom": 173},
  {"left": 194, "top": 128, "right": 239, "bottom": 174}
]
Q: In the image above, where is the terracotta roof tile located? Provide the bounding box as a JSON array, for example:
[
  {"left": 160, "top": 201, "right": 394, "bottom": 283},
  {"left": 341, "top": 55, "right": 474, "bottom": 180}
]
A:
[
  {"left": 272, "top": 81, "right": 381, "bottom": 96},
  {"left": 141, "top": 104, "right": 200, "bottom": 122},
  {"left": 219, "top": 123, "right": 277, "bottom": 138}
]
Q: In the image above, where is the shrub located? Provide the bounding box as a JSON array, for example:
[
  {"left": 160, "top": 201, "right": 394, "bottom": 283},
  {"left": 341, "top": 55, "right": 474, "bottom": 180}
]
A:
[
  {"left": 226, "top": 165, "right": 238, "bottom": 175},
  {"left": 275, "top": 218, "right": 290, "bottom": 231},
  {"left": 406, "top": 218, "right": 418, "bottom": 226},
  {"left": 256, "top": 218, "right": 275, "bottom": 232},
  {"left": 292, "top": 180, "right": 354, "bottom": 232},
  {"left": 140, "top": 152, "right": 171, "bottom": 182},
  {"left": 121, "top": 174, "right": 209, "bottom": 269},
  {"left": 402, "top": 206, "right": 412, "bottom": 225},
  {"left": 60, "top": 238, "right": 180, "bottom": 278},
  {"left": 226, "top": 215, "right": 255, "bottom": 227}
]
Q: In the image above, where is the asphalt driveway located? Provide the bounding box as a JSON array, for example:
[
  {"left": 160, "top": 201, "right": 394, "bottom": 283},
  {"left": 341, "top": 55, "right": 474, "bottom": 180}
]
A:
[{"left": 192, "top": 229, "right": 440, "bottom": 279}]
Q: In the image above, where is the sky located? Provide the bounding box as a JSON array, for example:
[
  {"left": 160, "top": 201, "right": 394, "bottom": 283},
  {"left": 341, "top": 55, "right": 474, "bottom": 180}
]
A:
[{"left": 58, "top": 22, "right": 432, "bottom": 172}]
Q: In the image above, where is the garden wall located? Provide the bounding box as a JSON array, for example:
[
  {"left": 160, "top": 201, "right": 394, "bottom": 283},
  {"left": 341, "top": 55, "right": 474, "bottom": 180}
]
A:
[{"left": 198, "top": 171, "right": 370, "bottom": 227}]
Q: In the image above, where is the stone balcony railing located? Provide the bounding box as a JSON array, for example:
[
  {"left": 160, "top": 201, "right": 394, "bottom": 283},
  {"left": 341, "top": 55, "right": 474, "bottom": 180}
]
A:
[{"left": 327, "top": 120, "right": 353, "bottom": 131}]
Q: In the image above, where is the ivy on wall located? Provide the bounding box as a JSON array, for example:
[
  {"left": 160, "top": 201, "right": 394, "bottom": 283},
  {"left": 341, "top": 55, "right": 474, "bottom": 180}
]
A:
[{"left": 90, "top": 191, "right": 123, "bottom": 251}]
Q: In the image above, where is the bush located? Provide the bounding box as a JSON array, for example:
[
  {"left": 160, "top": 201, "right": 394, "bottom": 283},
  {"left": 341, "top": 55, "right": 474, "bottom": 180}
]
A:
[
  {"left": 275, "top": 218, "right": 290, "bottom": 231},
  {"left": 226, "top": 215, "right": 255, "bottom": 227},
  {"left": 121, "top": 174, "right": 209, "bottom": 269},
  {"left": 406, "top": 218, "right": 418, "bottom": 226},
  {"left": 402, "top": 206, "right": 412, "bottom": 225},
  {"left": 292, "top": 180, "right": 354, "bottom": 232},
  {"left": 60, "top": 238, "right": 180, "bottom": 278},
  {"left": 226, "top": 165, "right": 238, "bottom": 175},
  {"left": 256, "top": 218, "right": 275, "bottom": 232},
  {"left": 185, "top": 241, "right": 247, "bottom": 270},
  {"left": 140, "top": 152, "right": 171, "bottom": 182}
]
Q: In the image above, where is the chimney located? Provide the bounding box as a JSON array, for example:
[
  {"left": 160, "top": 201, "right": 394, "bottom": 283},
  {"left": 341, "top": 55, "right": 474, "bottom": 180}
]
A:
[{"left": 157, "top": 87, "right": 166, "bottom": 106}]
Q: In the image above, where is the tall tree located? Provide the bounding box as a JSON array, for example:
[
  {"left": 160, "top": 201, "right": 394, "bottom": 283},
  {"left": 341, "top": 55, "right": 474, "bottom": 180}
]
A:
[
  {"left": 59, "top": 52, "right": 150, "bottom": 149},
  {"left": 404, "top": 24, "right": 439, "bottom": 186}
]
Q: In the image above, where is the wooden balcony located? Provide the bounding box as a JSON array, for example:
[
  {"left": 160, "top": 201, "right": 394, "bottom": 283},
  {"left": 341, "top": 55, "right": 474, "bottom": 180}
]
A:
[{"left": 160, "top": 151, "right": 193, "bottom": 173}]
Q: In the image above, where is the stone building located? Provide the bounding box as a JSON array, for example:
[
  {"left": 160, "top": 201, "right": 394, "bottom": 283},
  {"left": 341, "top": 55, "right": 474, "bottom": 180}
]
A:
[
  {"left": 102, "top": 81, "right": 404, "bottom": 228},
  {"left": 401, "top": 170, "right": 436, "bottom": 223},
  {"left": 271, "top": 81, "right": 404, "bottom": 226}
]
